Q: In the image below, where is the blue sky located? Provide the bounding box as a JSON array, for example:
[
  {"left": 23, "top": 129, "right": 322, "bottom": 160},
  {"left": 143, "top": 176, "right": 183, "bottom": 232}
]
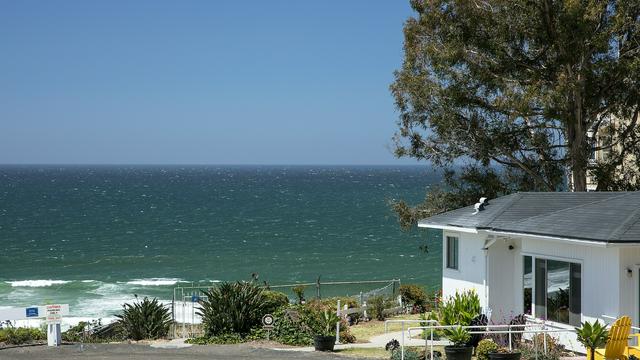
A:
[{"left": 0, "top": 1, "right": 416, "bottom": 165}]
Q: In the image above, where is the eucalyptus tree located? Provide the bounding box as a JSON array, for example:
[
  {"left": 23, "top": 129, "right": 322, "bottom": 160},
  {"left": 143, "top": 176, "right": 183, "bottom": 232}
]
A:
[{"left": 391, "top": 0, "right": 640, "bottom": 227}]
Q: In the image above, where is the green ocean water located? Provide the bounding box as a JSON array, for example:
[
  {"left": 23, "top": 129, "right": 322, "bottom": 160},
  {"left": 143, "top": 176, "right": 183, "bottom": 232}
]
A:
[{"left": 0, "top": 165, "right": 442, "bottom": 321}]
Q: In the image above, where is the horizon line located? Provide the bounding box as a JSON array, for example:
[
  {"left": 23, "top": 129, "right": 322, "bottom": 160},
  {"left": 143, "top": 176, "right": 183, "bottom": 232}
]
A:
[{"left": 0, "top": 163, "right": 428, "bottom": 167}]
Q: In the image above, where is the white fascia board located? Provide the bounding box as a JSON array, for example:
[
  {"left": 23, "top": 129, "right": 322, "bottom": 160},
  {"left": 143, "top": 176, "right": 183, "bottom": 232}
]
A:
[
  {"left": 486, "top": 230, "right": 613, "bottom": 248},
  {"left": 417, "top": 222, "right": 478, "bottom": 234}
]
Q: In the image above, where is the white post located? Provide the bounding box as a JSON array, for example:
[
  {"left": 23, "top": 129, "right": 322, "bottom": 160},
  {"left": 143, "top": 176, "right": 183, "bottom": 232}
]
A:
[
  {"left": 182, "top": 296, "right": 186, "bottom": 338},
  {"left": 401, "top": 322, "right": 405, "bottom": 360},
  {"left": 47, "top": 323, "right": 61, "bottom": 346},
  {"left": 430, "top": 327, "right": 434, "bottom": 360},
  {"left": 425, "top": 325, "right": 428, "bottom": 356},
  {"left": 543, "top": 323, "right": 548, "bottom": 354},
  {"left": 336, "top": 299, "right": 341, "bottom": 344},
  {"left": 363, "top": 301, "right": 367, "bottom": 319}
]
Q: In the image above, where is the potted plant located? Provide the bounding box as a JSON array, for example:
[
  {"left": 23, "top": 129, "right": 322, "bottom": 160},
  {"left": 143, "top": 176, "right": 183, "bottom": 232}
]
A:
[
  {"left": 444, "top": 326, "right": 473, "bottom": 360},
  {"left": 575, "top": 320, "right": 609, "bottom": 360},
  {"left": 305, "top": 309, "right": 340, "bottom": 351},
  {"left": 488, "top": 346, "right": 522, "bottom": 360}
]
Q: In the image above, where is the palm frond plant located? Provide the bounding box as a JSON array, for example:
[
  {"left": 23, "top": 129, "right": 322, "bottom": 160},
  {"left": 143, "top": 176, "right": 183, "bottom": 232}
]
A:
[
  {"left": 197, "top": 281, "right": 267, "bottom": 337},
  {"left": 575, "top": 320, "right": 609, "bottom": 360},
  {"left": 116, "top": 297, "right": 172, "bottom": 340}
]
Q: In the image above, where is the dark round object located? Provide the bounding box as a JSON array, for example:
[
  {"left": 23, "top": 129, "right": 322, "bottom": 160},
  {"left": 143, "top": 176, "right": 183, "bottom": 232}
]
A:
[
  {"left": 444, "top": 346, "right": 473, "bottom": 360},
  {"left": 488, "top": 351, "right": 522, "bottom": 360},
  {"left": 313, "top": 335, "right": 336, "bottom": 352}
]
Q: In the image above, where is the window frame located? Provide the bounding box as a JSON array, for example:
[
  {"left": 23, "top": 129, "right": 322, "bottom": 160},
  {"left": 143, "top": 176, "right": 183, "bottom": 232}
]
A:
[{"left": 445, "top": 236, "right": 459, "bottom": 270}]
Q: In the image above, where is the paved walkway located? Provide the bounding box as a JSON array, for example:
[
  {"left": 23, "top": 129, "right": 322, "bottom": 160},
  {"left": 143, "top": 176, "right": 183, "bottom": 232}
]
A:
[
  {"left": 0, "top": 343, "right": 361, "bottom": 360},
  {"left": 272, "top": 331, "right": 450, "bottom": 352}
]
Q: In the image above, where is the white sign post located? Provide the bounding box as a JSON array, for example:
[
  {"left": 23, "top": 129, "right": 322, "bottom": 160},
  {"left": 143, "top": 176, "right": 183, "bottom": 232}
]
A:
[{"left": 45, "top": 304, "right": 63, "bottom": 346}]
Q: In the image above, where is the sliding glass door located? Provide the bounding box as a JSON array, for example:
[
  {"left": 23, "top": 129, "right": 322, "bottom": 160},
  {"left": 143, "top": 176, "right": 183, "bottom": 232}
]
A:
[{"left": 523, "top": 255, "right": 581, "bottom": 326}]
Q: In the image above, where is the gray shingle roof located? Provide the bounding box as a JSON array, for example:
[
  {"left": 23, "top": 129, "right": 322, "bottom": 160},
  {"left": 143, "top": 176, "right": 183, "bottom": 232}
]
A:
[{"left": 417, "top": 192, "right": 640, "bottom": 243}]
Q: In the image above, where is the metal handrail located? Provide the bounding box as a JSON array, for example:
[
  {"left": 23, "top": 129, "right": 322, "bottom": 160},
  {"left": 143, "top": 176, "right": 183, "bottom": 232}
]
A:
[{"left": 402, "top": 322, "right": 575, "bottom": 360}]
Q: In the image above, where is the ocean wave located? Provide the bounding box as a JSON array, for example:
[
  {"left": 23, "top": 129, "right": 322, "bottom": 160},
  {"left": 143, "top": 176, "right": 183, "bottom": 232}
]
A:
[
  {"left": 7, "top": 280, "right": 71, "bottom": 287},
  {"left": 126, "top": 278, "right": 183, "bottom": 286}
]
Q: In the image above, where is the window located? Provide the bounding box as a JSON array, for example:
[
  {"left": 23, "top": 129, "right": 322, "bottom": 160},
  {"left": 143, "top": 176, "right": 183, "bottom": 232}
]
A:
[
  {"left": 523, "top": 256, "right": 581, "bottom": 326},
  {"left": 446, "top": 236, "right": 459, "bottom": 270},
  {"left": 523, "top": 256, "right": 532, "bottom": 315}
]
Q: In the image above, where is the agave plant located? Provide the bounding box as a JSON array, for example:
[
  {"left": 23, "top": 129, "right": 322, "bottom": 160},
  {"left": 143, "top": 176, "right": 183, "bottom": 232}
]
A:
[
  {"left": 446, "top": 326, "right": 471, "bottom": 347},
  {"left": 576, "top": 320, "right": 609, "bottom": 360},
  {"left": 197, "top": 281, "right": 267, "bottom": 337},
  {"left": 116, "top": 297, "right": 172, "bottom": 340}
]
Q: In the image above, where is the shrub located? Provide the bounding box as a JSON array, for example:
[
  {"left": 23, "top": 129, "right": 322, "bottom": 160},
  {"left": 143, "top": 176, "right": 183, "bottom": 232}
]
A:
[
  {"left": 519, "top": 334, "right": 566, "bottom": 360},
  {"left": 433, "top": 290, "right": 481, "bottom": 326},
  {"left": 390, "top": 347, "right": 425, "bottom": 360},
  {"left": 198, "top": 281, "right": 267, "bottom": 337},
  {"left": 313, "top": 296, "right": 358, "bottom": 311},
  {"left": 338, "top": 319, "right": 356, "bottom": 343},
  {"left": 476, "top": 339, "right": 499, "bottom": 360},
  {"left": 185, "top": 333, "right": 243, "bottom": 344},
  {"left": 62, "top": 321, "right": 89, "bottom": 342},
  {"left": 271, "top": 307, "right": 313, "bottom": 345},
  {"left": 116, "top": 297, "right": 172, "bottom": 340},
  {"left": 292, "top": 285, "right": 306, "bottom": 304},
  {"left": 400, "top": 284, "right": 428, "bottom": 312},
  {"left": 263, "top": 290, "right": 289, "bottom": 314},
  {"left": 368, "top": 295, "right": 387, "bottom": 321},
  {"left": 0, "top": 327, "right": 46, "bottom": 345}
]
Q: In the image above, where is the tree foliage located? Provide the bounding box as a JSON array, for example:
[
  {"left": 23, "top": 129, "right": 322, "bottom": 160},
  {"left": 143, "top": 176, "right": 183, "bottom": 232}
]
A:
[{"left": 391, "top": 0, "right": 640, "bottom": 227}]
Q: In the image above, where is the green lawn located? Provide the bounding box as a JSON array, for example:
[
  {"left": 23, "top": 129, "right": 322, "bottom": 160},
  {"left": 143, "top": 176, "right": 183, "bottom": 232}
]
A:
[{"left": 349, "top": 314, "right": 425, "bottom": 342}]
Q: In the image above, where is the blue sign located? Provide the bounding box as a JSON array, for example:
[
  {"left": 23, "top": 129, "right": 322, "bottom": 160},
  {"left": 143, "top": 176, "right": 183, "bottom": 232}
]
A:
[
  {"left": 25, "top": 307, "right": 39, "bottom": 318},
  {"left": 191, "top": 294, "right": 200, "bottom": 303}
]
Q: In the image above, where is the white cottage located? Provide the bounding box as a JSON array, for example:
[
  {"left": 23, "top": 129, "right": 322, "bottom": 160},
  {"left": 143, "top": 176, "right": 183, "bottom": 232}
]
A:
[{"left": 418, "top": 192, "right": 640, "bottom": 333}]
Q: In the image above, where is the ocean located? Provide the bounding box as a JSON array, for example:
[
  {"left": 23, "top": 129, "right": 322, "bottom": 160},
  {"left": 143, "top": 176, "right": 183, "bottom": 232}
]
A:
[{"left": 0, "top": 165, "right": 442, "bottom": 324}]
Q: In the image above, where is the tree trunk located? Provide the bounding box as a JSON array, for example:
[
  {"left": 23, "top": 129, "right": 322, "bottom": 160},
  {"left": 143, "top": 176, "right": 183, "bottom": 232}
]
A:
[
  {"left": 566, "top": 120, "right": 588, "bottom": 192},
  {"left": 572, "top": 159, "right": 587, "bottom": 192},
  {"left": 567, "top": 83, "right": 589, "bottom": 192}
]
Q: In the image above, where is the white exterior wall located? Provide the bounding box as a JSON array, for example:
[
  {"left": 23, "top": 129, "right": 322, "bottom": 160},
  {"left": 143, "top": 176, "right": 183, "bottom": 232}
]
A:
[
  {"left": 518, "top": 235, "right": 621, "bottom": 324},
  {"left": 442, "top": 230, "right": 489, "bottom": 311},
  {"left": 487, "top": 238, "right": 521, "bottom": 322},
  {"left": 618, "top": 246, "right": 640, "bottom": 326},
  {"left": 438, "top": 228, "right": 640, "bottom": 351}
]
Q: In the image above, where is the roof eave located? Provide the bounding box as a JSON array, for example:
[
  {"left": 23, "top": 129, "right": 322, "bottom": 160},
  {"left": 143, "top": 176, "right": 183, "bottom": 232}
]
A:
[
  {"left": 486, "top": 229, "right": 640, "bottom": 248},
  {"left": 417, "top": 222, "right": 479, "bottom": 234}
]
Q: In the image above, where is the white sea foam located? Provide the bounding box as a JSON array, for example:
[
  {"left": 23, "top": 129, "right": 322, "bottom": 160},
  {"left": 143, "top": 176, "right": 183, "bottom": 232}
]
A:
[
  {"left": 7, "top": 280, "right": 70, "bottom": 287},
  {"left": 126, "top": 278, "right": 183, "bottom": 286}
]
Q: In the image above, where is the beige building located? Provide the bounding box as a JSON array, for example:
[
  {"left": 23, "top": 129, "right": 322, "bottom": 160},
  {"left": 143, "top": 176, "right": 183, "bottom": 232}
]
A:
[{"left": 586, "top": 116, "right": 638, "bottom": 191}]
